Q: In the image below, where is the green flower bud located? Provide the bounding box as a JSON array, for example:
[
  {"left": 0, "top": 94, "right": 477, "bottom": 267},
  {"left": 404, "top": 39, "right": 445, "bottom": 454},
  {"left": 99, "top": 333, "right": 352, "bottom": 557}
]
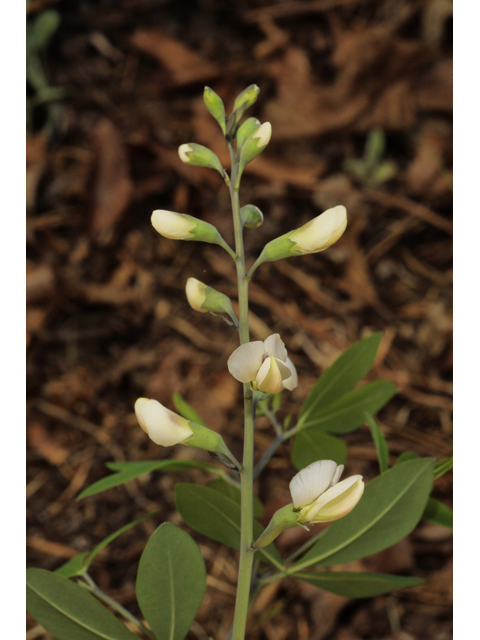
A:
[
  {"left": 233, "top": 84, "right": 260, "bottom": 114},
  {"left": 236, "top": 117, "right": 260, "bottom": 150},
  {"left": 203, "top": 86, "right": 226, "bottom": 134},
  {"left": 185, "top": 277, "right": 237, "bottom": 322},
  {"left": 240, "top": 204, "right": 263, "bottom": 229},
  {"left": 226, "top": 85, "right": 260, "bottom": 135},
  {"left": 239, "top": 122, "right": 272, "bottom": 169},
  {"left": 151, "top": 210, "right": 235, "bottom": 258},
  {"left": 248, "top": 205, "right": 347, "bottom": 275},
  {"left": 178, "top": 143, "right": 226, "bottom": 179}
]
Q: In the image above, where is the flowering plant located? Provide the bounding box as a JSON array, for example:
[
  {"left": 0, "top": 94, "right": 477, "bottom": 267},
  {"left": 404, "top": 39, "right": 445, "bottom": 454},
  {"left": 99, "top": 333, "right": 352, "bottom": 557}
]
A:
[{"left": 27, "top": 85, "right": 452, "bottom": 640}]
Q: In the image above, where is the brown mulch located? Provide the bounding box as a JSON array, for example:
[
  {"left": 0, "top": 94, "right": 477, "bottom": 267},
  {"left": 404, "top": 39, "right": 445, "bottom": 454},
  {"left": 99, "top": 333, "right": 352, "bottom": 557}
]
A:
[{"left": 26, "top": 1, "right": 452, "bottom": 639}]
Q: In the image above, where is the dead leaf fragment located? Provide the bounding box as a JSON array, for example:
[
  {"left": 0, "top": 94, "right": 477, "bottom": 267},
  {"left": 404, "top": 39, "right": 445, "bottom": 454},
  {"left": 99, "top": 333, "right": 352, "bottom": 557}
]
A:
[
  {"left": 89, "top": 119, "right": 133, "bottom": 245},
  {"left": 131, "top": 30, "right": 218, "bottom": 85}
]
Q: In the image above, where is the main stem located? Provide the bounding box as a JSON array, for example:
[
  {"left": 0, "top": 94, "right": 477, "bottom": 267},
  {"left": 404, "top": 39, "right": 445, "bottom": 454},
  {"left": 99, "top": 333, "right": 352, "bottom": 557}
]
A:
[{"left": 229, "top": 143, "right": 256, "bottom": 640}]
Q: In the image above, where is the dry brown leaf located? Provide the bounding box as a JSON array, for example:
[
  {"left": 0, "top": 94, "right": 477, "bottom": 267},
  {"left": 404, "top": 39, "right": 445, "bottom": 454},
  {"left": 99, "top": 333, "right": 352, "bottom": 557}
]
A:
[
  {"left": 131, "top": 30, "right": 218, "bottom": 86},
  {"left": 28, "top": 422, "right": 70, "bottom": 466},
  {"left": 26, "top": 134, "right": 47, "bottom": 212},
  {"left": 89, "top": 119, "right": 133, "bottom": 245}
]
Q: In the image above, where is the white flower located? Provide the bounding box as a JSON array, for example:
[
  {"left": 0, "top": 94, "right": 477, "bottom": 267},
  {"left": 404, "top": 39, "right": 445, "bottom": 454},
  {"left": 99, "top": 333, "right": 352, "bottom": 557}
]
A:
[
  {"left": 178, "top": 144, "right": 194, "bottom": 163},
  {"left": 251, "top": 122, "right": 271, "bottom": 148},
  {"left": 185, "top": 277, "right": 208, "bottom": 312},
  {"left": 151, "top": 210, "right": 196, "bottom": 240},
  {"left": 227, "top": 333, "right": 297, "bottom": 394},
  {"left": 135, "top": 398, "right": 193, "bottom": 446},
  {"left": 290, "top": 460, "right": 364, "bottom": 524},
  {"left": 289, "top": 205, "right": 347, "bottom": 254}
]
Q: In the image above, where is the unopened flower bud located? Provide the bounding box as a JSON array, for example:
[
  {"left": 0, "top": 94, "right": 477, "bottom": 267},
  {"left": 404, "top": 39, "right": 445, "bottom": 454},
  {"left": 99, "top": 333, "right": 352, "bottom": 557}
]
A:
[
  {"left": 151, "top": 210, "right": 235, "bottom": 257},
  {"left": 249, "top": 205, "right": 347, "bottom": 274},
  {"left": 233, "top": 84, "right": 260, "bottom": 113},
  {"left": 236, "top": 118, "right": 260, "bottom": 150},
  {"left": 240, "top": 204, "right": 263, "bottom": 229},
  {"left": 239, "top": 122, "right": 272, "bottom": 168},
  {"left": 203, "top": 86, "right": 226, "bottom": 134},
  {"left": 178, "top": 143, "right": 226, "bottom": 179},
  {"left": 185, "top": 277, "right": 236, "bottom": 321},
  {"left": 135, "top": 398, "right": 241, "bottom": 470}
]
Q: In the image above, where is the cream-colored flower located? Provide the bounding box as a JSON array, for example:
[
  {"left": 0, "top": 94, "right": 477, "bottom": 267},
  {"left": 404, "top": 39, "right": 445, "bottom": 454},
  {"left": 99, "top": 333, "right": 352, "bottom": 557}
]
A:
[
  {"left": 151, "top": 210, "right": 196, "bottom": 240},
  {"left": 227, "top": 334, "right": 297, "bottom": 394},
  {"left": 185, "top": 277, "right": 208, "bottom": 312},
  {"left": 290, "top": 460, "right": 364, "bottom": 524},
  {"left": 135, "top": 398, "right": 193, "bottom": 446},
  {"left": 178, "top": 144, "right": 194, "bottom": 163},
  {"left": 289, "top": 205, "right": 347, "bottom": 255},
  {"left": 251, "top": 122, "right": 271, "bottom": 148}
]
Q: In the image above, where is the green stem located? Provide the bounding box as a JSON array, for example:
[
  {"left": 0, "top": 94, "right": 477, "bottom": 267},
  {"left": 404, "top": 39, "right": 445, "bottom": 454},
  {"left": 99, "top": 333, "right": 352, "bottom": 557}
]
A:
[
  {"left": 228, "top": 141, "right": 257, "bottom": 640},
  {"left": 253, "top": 433, "right": 285, "bottom": 481},
  {"left": 79, "top": 573, "right": 155, "bottom": 640}
]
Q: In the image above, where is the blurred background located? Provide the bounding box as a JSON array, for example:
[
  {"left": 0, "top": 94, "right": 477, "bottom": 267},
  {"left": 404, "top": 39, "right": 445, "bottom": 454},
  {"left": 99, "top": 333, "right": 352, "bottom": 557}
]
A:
[{"left": 26, "top": 0, "right": 452, "bottom": 639}]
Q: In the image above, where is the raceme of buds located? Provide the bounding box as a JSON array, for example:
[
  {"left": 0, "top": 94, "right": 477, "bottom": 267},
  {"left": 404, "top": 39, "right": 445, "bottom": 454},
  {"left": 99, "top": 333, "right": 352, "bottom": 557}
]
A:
[
  {"left": 249, "top": 205, "right": 347, "bottom": 273},
  {"left": 151, "top": 210, "right": 234, "bottom": 256},
  {"left": 203, "top": 86, "right": 226, "bottom": 134},
  {"left": 253, "top": 460, "right": 364, "bottom": 549},
  {"left": 227, "top": 333, "right": 297, "bottom": 395},
  {"left": 185, "top": 277, "right": 236, "bottom": 321},
  {"left": 178, "top": 143, "right": 226, "bottom": 179},
  {"left": 290, "top": 460, "right": 364, "bottom": 524},
  {"left": 240, "top": 204, "right": 263, "bottom": 229},
  {"left": 236, "top": 118, "right": 260, "bottom": 150},
  {"left": 135, "top": 398, "right": 241, "bottom": 470},
  {"left": 239, "top": 122, "right": 272, "bottom": 168}
]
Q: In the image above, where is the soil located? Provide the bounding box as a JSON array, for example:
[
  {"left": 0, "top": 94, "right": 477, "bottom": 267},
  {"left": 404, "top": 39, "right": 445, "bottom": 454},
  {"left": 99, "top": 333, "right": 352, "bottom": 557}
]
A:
[{"left": 26, "top": 1, "right": 452, "bottom": 639}]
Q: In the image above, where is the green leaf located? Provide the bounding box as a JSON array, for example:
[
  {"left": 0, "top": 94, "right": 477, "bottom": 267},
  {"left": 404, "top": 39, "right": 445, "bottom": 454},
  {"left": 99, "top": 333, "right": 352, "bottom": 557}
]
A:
[
  {"left": 365, "top": 129, "right": 386, "bottom": 165},
  {"left": 291, "top": 431, "right": 347, "bottom": 470},
  {"left": 295, "top": 571, "right": 424, "bottom": 598},
  {"left": 32, "top": 10, "right": 61, "bottom": 51},
  {"left": 173, "top": 392, "right": 207, "bottom": 426},
  {"left": 54, "top": 553, "right": 89, "bottom": 579},
  {"left": 423, "top": 498, "right": 453, "bottom": 529},
  {"left": 299, "top": 381, "right": 397, "bottom": 433},
  {"left": 206, "top": 478, "right": 264, "bottom": 519},
  {"left": 78, "top": 460, "right": 223, "bottom": 499},
  {"left": 290, "top": 458, "right": 434, "bottom": 571},
  {"left": 174, "top": 483, "right": 283, "bottom": 568},
  {"left": 434, "top": 457, "right": 453, "bottom": 480},
  {"left": 365, "top": 413, "right": 389, "bottom": 473},
  {"left": 26, "top": 569, "right": 138, "bottom": 640},
  {"left": 396, "top": 452, "right": 419, "bottom": 465},
  {"left": 136, "top": 523, "right": 206, "bottom": 640},
  {"left": 299, "top": 333, "right": 382, "bottom": 428}
]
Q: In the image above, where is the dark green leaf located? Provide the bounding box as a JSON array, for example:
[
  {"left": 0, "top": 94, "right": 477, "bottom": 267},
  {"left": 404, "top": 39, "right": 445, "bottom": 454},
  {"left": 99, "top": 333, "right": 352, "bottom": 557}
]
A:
[
  {"left": 174, "top": 483, "right": 283, "bottom": 568},
  {"left": 365, "top": 413, "right": 389, "bottom": 473},
  {"left": 423, "top": 498, "right": 453, "bottom": 529},
  {"left": 295, "top": 571, "right": 424, "bottom": 598},
  {"left": 32, "top": 10, "right": 61, "bottom": 51},
  {"left": 290, "top": 458, "right": 434, "bottom": 571},
  {"left": 136, "top": 523, "right": 206, "bottom": 640},
  {"left": 291, "top": 431, "right": 347, "bottom": 470},
  {"left": 206, "top": 478, "right": 264, "bottom": 519},
  {"left": 173, "top": 392, "right": 207, "bottom": 426},
  {"left": 434, "top": 457, "right": 453, "bottom": 480},
  {"left": 299, "top": 334, "right": 382, "bottom": 428},
  {"left": 26, "top": 569, "right": 138, "bottom": 640},
  {"left": 299, "top": 381, "right": 397, "bottom": 433},
  {"left": 78, "top": 460, "right": 223, "bottom": 499}
]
